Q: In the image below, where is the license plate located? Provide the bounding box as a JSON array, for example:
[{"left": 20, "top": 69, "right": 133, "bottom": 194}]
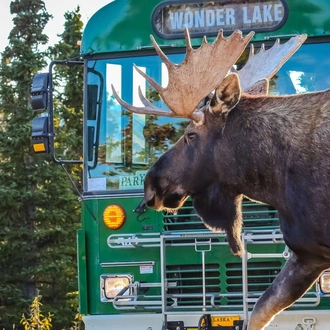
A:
[{"left": 211, "top": 315, "right": 240, "bottom": 327}]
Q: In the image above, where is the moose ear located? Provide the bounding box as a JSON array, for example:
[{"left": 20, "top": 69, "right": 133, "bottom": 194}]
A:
[
  {"left": 209, "top": 73, "right": 241, "bottom": 116},
  {"left": 245, "top": 78, "right": 269, "bottom": 95}
]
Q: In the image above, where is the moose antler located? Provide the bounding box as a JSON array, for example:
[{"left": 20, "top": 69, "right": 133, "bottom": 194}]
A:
[
  {"left": 234, "top": 34, "right": 307, "bottom": 92},
  {"left": 111, "top": 28, "right": 254, "bottom": 123},
  {"left": 112, "top": 30, "right": 307, "bottom": 122}
]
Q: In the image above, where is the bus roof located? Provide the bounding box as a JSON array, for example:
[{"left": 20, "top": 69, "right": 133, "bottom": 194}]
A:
[{"left": 80, "top": 0, "right": 330, "bottom": 56}]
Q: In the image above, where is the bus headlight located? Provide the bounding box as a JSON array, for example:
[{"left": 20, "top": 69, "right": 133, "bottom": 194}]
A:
[
  {"left": 100, "top": 274, "right": 132, "bottom": 301},
  {"left": 319, "top": 270, "right": 330, "bottom": 294}
]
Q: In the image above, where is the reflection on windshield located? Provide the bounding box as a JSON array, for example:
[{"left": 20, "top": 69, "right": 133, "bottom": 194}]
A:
[{"left": 86, "top": 42, "right": 330, "bottom": 192}]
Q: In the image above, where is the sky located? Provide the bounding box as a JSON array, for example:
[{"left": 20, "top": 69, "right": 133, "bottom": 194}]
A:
[{"left": 0, "top": 0, "right": 111, "bottom": 53}]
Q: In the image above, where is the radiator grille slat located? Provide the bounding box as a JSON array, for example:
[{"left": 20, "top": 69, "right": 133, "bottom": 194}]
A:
[
  {"left": 226, "top": 261, "right": 282, "bottom": 295},
  {"left": 166, "top": 264, "right": 220, "bottom": 307},
  {"left": 165, "top": 261, "right": 282, "bottom": 309},
  {"left": 162, "top": 199, "right": 279, "bottom": 232}
]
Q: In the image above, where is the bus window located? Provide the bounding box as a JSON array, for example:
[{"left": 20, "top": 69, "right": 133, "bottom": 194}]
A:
[
  {"left": 86, "top": 54, "right": 188, "bottom": 191},
  {"left": 132, "top": 66, "right": 147, "bottom": 164},
  {"left": 283, "top": 43, "right": 330, "bottom": 93},
  {"left": 86, "top": 41, "right": 330, "bottom": 192},
  {"left": 271, "top": 42, "right": 330, "bottom": 94},
  {"left": 236, "top": 42, "right": 330, "bottom": 95},
  {"left": 106, "top": 64, "right": 122, "bottom": 163}
]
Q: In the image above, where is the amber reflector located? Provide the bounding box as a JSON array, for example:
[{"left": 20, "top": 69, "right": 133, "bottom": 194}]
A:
[
  {"left": 33, "top": 142, "right": 46, "bottom": 153},
  {"left": 103, "top": 205, "right": 125, "bottom": 229}
]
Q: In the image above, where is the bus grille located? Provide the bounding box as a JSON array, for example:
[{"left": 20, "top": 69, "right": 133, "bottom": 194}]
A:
[
  {"left": 166, "top": 263, "right": 220, "bottom": 309},
  {"left": 162, "top": 199, "right": 279, "bottom": 232},
  {"left": 165, "top": 261, "right": 282, "bottom": 309},
  {"left": 225, "top": 261, "right": 282, "bottom": 305}
]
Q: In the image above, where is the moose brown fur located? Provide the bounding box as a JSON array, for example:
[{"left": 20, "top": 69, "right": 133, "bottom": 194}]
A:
[
  {"left": 113, "top": 29, "right": 330, "bottom": 329},
  {"left": 143, "top": 76, "right": 330, "bottom": 329}
]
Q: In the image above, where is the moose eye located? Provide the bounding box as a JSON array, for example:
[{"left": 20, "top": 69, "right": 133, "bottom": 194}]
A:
[{"left": 186, "top": 132, "right": 196, "bottom": 142}]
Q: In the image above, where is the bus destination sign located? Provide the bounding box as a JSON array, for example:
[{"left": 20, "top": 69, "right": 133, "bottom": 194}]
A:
[{"left": 152, "top": 0, "right": 288, "bottom": 39}]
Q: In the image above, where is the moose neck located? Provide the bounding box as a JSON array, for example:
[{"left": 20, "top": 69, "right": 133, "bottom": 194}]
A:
[{"left": 216, "top": 91, "right": 330, "bottom": 209}]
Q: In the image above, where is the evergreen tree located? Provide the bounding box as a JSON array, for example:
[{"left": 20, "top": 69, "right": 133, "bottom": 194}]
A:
[
  {"left": 0, "top": 2, "right": 82, "bottom": 328},
  {"left": 50, "top": 7, "right": 84, "bottom": 164},
  {"left": 44, "top": 7, "right": 85, "bottom": 323},
  {"left": 0, "top": 0, "right": 51, "bottom": 325}
]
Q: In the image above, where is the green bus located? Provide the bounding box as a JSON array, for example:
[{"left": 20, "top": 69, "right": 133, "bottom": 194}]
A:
[{"left": 31, "top": 0, "right": 330, "bottom": 329}]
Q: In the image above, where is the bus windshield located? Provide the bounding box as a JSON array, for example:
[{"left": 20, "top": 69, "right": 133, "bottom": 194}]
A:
[{"left": 85, "top": 42, "right": 330, "bottom": 192}]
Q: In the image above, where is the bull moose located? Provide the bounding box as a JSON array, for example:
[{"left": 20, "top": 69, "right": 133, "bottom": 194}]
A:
[{"left": 112, "top": 29, "right": 330, "bottom": 330}]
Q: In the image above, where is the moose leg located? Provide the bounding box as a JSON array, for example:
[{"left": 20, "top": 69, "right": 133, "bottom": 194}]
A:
[{"left": 247, "top": 252, "right": 325, "bottom": 330}]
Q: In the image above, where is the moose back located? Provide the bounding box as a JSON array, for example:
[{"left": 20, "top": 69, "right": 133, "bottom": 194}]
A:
[{"left": 112, "top": 29, "right": 330, "bottom": 330}]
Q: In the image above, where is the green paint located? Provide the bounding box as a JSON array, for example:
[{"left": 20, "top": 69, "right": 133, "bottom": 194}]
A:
[
  {"left": 81, "top": 0, "right": 330, "bottom": 55},
  {"left": 77, "top": 0, "right": 330, "bottom": 324}
]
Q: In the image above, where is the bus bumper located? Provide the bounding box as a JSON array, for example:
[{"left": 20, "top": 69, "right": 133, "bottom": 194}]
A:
[{"left": 83, "top": 310, "right": 329, "bottom": 330}]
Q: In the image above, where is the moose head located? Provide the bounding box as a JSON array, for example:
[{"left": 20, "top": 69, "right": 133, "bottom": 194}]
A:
[
  {"left": 111, "top": 29, "right": 306, "bottom": 211},
  {"left": 111, "top": 29, "right": 305, "bottom": 254},
  {"left": 112, "top": 29, "right": 330, "bottom": 330}
]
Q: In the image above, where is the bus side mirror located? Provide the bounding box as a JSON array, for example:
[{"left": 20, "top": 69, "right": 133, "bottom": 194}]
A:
[
  {"left": 31, "top": 73, "right": 50, "bottom": 154},
  {"left": 31, "top": 61, "right": 84, "bottom": 163},
  {"left": 32, "top": 116, "right": 49, "bottom": 153},
  {"left": 31, "top": 73, "right": 49, "bottom": 111}
]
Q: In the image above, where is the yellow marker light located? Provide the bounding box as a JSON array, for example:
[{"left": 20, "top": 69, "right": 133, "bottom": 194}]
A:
[
  {"left": 103, "top": 205, "right": 126, "bottom": 229},
  {"left": 33, "top": 142, "right": 46, "bottom": 153}
]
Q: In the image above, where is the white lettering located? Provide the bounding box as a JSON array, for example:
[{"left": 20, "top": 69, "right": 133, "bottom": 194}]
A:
[
  {"left": 243, "top": 7, "right": 251, "bottom": 24},
  {"left": 263, "top": 4, "right": 273, "bottom": 22},
  {"left": 226, "top": 8, "right": 235, "bottom": 25},
  {"left": 120, "top": 173, "right": 145, "bottom": 189},
  {"left": 167, "top": 3, "right": 284, "bottom": 32},
  {"left": 184, "top": 10, "right": 194, "bottom": 28},
  {"left": 117, "top": 237, "right": 133, "bottom": 247},
  {"left": 274, "top": 4, "right": 283, "bottom": 21},
  {"left": 195, "top": 10, "right": 204, "bottom": 27},
  {"left": 169, "top": 11, "right": 183, "bottom": 29},
  {"left": 206, "top": 9, "right": 215, "bottom": 27},
  {"left": 121, "top": 177, "right": 130, "bottom": 187},
  {"left": 216, "top": 8, "right": 224, "bottom": 26},
  {"left": 252, "top": 6, "right": 262, "bottom": 23}
]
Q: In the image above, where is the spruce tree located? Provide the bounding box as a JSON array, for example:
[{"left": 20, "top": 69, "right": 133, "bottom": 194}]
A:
[
  {"left": 45, "top": 7, "right": 85, "bottom": 323},
  {"left": 49, "top": 6, "right": 84, "bottom": 184},
  {"left": 0, "top": 0, "right": 51, "bottom": 325},
  {"left": 0, "top": 2, "right": 82, "bottom": 328}
]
